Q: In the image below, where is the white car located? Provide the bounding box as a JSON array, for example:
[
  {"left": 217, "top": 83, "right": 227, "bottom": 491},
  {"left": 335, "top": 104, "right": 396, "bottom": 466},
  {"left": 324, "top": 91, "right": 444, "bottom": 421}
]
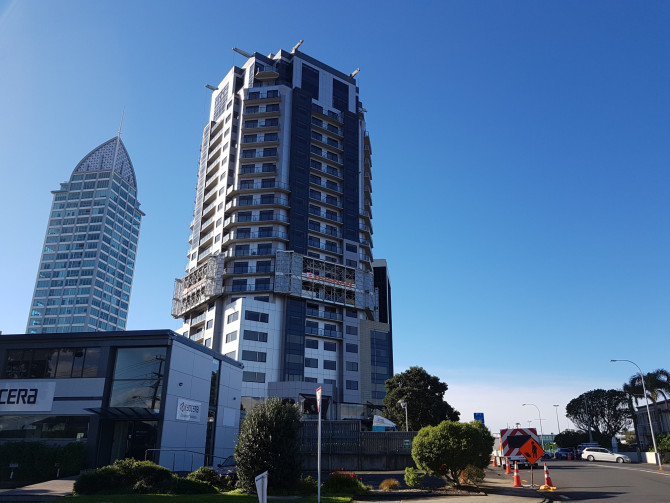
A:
[{"left": 581, "top": 447, "right": 631, "bottom": 463}]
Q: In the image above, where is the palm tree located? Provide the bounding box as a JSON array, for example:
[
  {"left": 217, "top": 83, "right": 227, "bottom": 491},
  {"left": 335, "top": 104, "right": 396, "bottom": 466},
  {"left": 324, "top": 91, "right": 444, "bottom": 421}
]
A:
[
  {"left": 623, "top": 377, "right": 643, "bottom": 449},
  {"left": 629, "top": 369, "right": 670, "bottom": 437}
]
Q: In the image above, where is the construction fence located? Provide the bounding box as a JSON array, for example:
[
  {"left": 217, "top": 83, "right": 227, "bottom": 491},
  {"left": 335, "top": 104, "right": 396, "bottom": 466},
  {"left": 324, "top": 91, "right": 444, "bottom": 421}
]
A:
[{"left": 298, "top": 420, "right": 417, "bottom": 471}]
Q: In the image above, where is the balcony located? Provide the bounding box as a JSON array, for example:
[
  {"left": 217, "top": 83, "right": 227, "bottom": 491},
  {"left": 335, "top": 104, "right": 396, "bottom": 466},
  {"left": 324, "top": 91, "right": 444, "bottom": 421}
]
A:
[
  {"left": 305, "top": 325, "right": 343, "bottom": 339},
  {"left": 306, "top": 308, "right": 343, "bottom": 321},
  {"left": 230, "top": 180, "right": 290, "bottom": 196},
  {"left": 309, "top": 193, "right": 342, "bottom": 208},
  {"left": 311, "top": 103, "right": 342, "bottom": 123},
  {"left": 244, "top": 104, "right": 280, "bottom": 118},
  {"left": 253, "top": 66, "right": 279, "bottom": 81},
  {"left": 240, "top": 149, "right": 279, "bottom": 162},
  {"left": 241, "top": 134, "right": 280, "bottom": 147},
  {"left": 308, "top": 207, "right": 342, "bottom": 223},
  {"left": 226, "top": 196, "right": 290, "bottom": 213},
  {"left": 242, "top": 119, "right": 280, "bottom": 133},
  {"left": 308, "top": 223, "right": 341, "bottom": 238},
  {"left": 310, "top": 147, "right": 343, "bottom": 166},
  {"left": 223, "top": 212, "right": 289, "bottom": 230},
  {"left": 224, "top": 265, "right": 275, "bottom": 275},
  {"left": 224, "top": 230, "right": 288, "bottom": 243},
  {"left": 310, "top": 161, "right": 341, "bottom": 179},
  {"left": 308, "top": 241, "right": 342, "bottom": 254},
  {"left": 224, "top": 282, "right": 275, "bottom": 293},
  {"left": 225, "top": 247, "right": 277, "bottom": 258}
]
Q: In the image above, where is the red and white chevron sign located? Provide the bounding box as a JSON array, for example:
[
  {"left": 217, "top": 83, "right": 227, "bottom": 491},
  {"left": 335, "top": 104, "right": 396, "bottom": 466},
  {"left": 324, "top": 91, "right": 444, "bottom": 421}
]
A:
[{"left": 500, "top": 428, "right": 538, "bottom": 458}]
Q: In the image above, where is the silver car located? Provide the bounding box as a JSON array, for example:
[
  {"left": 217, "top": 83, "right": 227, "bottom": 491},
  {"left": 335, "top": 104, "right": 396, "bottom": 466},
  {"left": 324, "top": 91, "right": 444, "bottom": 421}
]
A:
[{"left": 581, "top": 447, "right": 630, "bottom": 463}]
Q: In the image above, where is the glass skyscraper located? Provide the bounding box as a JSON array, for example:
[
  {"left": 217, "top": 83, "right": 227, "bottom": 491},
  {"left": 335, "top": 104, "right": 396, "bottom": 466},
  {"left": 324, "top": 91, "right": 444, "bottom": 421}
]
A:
[
  {"left": 26, "top": 135, "right": 143, "bottom": 334},
  {"left": 172, "top": 45, "right": 392, "bottom": 418}
]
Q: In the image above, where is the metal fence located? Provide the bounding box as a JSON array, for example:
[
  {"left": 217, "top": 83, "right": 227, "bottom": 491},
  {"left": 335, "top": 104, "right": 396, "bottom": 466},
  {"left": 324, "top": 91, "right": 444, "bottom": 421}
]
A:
[{"left": 298, "top": 420, "right": 417, "bottom": 471}]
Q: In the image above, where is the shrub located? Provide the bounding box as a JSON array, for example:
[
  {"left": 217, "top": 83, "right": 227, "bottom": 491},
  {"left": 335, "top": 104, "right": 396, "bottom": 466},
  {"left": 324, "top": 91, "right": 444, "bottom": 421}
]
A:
[
  {"left": 73, "top": 466, "right": 120, "bottom": 494},
  {"left": 379, "top": 478, "right": 400, "bottom": 491},
  {"left": 404, "top": 467, "right": 425, "bottom": 488},
  {"left": 323, "top": 469, "right": 369, "bottom": 495},
  {"left": 74, "top": 459, "right": 173, "bottom": 495},
  {"left": 235, "top": 398, "right": 302, "bottom": 493},
  {"left": 460, "top": 465, "right": 485, "bottom": 485},
  {"left": 170, "top": 475, "right": 218, "bottom": 494},
  {"left": 412, "top": 420, "right": 494, "bottom": 483},
  {"left": 0, "top": 441, "right": 86, "bottom": 482},
  {"left": 297, "top": 475, "right": 319, "bottom": 494}
]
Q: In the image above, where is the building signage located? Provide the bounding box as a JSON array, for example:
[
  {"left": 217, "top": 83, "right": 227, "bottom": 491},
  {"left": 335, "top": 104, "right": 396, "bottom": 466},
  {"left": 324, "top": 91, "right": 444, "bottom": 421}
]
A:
[
  {"left": 302, "top": 272, "right": 355, "bottom": 289},
  {"left": 176, "top": 397, "right": 201, "bottom": 422},
  {"left": 0, "top": 381, "right": 56, "bottom": 412}
]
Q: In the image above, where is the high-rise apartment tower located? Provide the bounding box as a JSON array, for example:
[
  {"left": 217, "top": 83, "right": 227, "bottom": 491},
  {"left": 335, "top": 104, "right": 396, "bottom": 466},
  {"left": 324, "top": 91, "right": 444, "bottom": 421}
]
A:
[
  {"left": 172, "top": 46, "right": 392, "bottom": 418},
  {"left": 27, "top": 134, "right": 143, "bottom": 334}
]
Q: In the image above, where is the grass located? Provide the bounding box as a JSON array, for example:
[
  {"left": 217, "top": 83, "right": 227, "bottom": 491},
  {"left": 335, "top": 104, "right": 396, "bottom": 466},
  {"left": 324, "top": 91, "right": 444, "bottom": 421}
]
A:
[{"left": 66, "top": 494, "right": 351, "bottom": 503}]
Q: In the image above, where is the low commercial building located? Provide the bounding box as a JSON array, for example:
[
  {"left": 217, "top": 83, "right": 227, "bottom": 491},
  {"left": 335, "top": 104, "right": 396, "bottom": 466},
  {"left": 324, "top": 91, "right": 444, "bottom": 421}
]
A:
[{"left": 0, "top": 330, "right": 242, "bottom": 472}]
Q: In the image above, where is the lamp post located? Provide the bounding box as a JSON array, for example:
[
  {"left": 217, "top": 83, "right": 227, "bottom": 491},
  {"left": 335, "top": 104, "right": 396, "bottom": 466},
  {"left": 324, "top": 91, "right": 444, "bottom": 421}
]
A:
[
  {"left": 522, "top": 403, "right": 545, "bottom": 449},
  {"left": 399, "top": 401, "right": 408, "bottom": 431},
  {"left": 611, "top": 359, "right": 663, "bottom": 470},
  {"left": 553, "top": 404, "right": 561, "bottom": 435}
]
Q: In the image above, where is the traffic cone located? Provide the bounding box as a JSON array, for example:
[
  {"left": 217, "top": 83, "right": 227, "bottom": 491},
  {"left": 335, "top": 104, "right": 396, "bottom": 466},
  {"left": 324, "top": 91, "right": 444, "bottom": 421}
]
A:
[
  {"left": 512, "top": 461, "right": 522, "bottom": 487},
  {"left": 539, "top": 462, "right": 556, "bottom": 490},
  {"left": 493, "top": 456, "right": 497, "bottom": 467},
  {"left": 505, "top": 457, "right": 512, "bottom": 474}
]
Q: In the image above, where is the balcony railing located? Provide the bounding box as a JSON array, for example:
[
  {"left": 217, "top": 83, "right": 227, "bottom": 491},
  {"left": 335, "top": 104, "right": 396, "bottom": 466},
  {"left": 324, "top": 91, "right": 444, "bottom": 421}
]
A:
[
  {"left": 226, "top": 247, "right": 277, "bottom": 258},
  {"left": 306, "top": 308, "right": 343, "bottom": 321},
  {"left": 224, "top": 283, "right": 274, "bottom": 293},
  {"left": 309, "top": 194, "right": 342, "bottom": 207},
  {"left": 225, "top": 265, "right": 275, "bottom": 275},
  {"left": 224, "top": 213, "right": 289, "bottom": 226},
  {"left": 308, "top": 207, "right": 342, "bottom": 223},
  {"left": 305, "top": 325, "right": 343, "bottom": 338},
  {"left": 241, "top": 149, "right": 278, "bottom": 159},
  {"left": 245, "top": 90, "right": 280, "bottom": 100},
  {"left": 240, "top": 164, "right": 277, "bottom": 175},
  {"left": 227, "top": 196, "right": 290, "bottom": 211},
  {"left": 236, "top": 181, "right": 290, "bottom": 191}
]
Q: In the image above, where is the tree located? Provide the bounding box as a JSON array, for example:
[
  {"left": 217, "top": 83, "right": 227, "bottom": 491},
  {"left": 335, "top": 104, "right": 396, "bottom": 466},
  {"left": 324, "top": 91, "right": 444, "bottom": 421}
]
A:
[
  {"left": 383, "top": 366, "right": 459, "bottom": 431},
  {"left": 234, "top": 398, "right": 302, "bottom": 493},
  {"left": 566, "top": 389, "right": 630, "bottom": 437},
  {"left": 623, "top": 368, "right": 670, "bottom": 446},
  {"left": 411, "top": 420, "right": 494, "bottom": 484}
]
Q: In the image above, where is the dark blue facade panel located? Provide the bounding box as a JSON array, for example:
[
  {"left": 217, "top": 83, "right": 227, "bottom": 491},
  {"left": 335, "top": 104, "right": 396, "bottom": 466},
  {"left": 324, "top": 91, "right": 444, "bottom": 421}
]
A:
[
  {"left": 283, "top": 298, "right": 306, "bottom": 381},
  {"left": 288, "top": 88, "right": 312, "bottom": 254},
  {"left": 342, "top": 111, "right": 360, "bottom": 242}
]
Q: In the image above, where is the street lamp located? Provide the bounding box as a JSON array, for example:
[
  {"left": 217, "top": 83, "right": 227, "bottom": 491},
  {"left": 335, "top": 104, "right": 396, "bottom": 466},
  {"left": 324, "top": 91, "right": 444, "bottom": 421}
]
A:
[
  {"left": 522, "top": 403, "right": 545, "bottom": 449},
  {"left": 399, "top": 400, "right": 408, "bottom": 432},
  {"left": 553, "top": 405, "right": 561, "bottom": 435},
  {"left": 611, "top": 359, "right": 663, "bottom": 470}
]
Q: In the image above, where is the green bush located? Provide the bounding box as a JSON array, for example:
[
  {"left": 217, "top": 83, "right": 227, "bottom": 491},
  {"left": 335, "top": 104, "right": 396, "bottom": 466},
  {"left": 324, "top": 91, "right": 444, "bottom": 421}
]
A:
[
  {"left": 0, "top": 441, "right": 86, "bottom": 482},
  {"left": 404, "top": 467, "right": 425, "bottom": 488},
  {"left": 235, "top": 398, "right": 302, "bottom": 493},
  {"left": 74, "top": 459, "right": 175, "bottom": 495},
  {"left": 170, "top": 475, "right": 218, "bottom": 494},
  {"left": 297, "top": 475, "right": 319, "bottom": 494},
  {"left": 412, "top": 420, "right": 494, "bottom": 484},
  {"left": 323, "top": 469, "right": 369, "bottom": 495},
  {"left": 186, "top": 466, "right": 235, "bottom": 492}
]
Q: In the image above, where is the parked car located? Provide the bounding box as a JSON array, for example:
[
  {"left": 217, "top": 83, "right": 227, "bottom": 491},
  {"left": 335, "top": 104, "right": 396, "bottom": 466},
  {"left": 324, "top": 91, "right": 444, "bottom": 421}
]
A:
[
  {"left": 576, "top": 442, "right": 600, "bottom": 458},
  {"left": 555, "top": 447, "right": 575, "bottom": 459},
  {"left": 542, "top": 452, "right": 554, "bottom": 459},
  {"left": 581, "top": 447, "right": 630, "bottom": 463},
  {"left": 215, "top": 456, "right": 237, "bottom": 479}
]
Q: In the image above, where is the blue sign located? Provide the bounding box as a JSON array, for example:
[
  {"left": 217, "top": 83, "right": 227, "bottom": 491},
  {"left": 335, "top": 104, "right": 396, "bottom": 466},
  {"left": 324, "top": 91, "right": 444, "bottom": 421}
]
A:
[{"left": 474, "top": 412, "right": 485, "bottom": 425}]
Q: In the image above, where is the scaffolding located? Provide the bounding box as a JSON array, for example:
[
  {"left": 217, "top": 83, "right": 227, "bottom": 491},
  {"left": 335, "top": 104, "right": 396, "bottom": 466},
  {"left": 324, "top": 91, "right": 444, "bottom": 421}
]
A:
[{"left": 171, "top": 254, "right": 225, "bottom": 318}]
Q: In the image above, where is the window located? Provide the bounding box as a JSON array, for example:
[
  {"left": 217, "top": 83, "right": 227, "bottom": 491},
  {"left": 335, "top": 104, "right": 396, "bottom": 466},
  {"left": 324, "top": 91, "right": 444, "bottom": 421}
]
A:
[
  {"left": 346, "top": 309, "right": 357, "bottom": 318},
  {"left": 301, "top": 64, "right": 319, "bottom": 99},
  {"left": 305, "top": 358, "right": 318, "bottom": 368},
  {"left": 242, "top": 371, "right": 266, "bottom": 383},
  {"left": 323, "top": 360, "right": 336, "bottom": 370},
  {"left": 305, "top": 377, "right": 317, "bottom": 383},
  {"left": 324, "top": 341, "right": 336, "bottom": 352},
  {"left": 346, "top": 380, "right": 358, "bottom": 390},
  {"left": 227, "top": 311, "right": 238, "bottom": 323},
  {"left": 243, "top": 330, "right": 268, "bottom": 342},
  {"left": 346, "top": 343, "right": 358, "bottom": 353},
  {"left": 206, "top": 320, "right": 213, "bottom": 329},
  {"left": 225, "top": 331, "right": 238, "bottom": 343},
  {"left": 346, "top": 326, "right": 358, "bottom": 336},
  {"left": 305, "top": 339, "right": 318, "bottom": 349},
  {"left": 245, "top": 310, "right": 269, "bottom": 323},
  {"left": 224, "top": 351, "right": 236, "bottom": 359},
  {"left": 346, "top": 361, "right": 358, "bottom": 372},
  {"left": 346, "top": 244, "right": 358, "bottom": 253},
  {"left": 242, "top": 350, "right": 267, "bottom": 362},
  {"left": 110, "top": 347, "right": 166, "bottom": 412}
]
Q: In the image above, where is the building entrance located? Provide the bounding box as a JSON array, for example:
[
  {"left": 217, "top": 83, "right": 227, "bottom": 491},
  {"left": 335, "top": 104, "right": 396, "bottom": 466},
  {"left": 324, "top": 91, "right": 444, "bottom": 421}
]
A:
[{"left": 110, "top": 420, "right": 158, "bottom": 463}]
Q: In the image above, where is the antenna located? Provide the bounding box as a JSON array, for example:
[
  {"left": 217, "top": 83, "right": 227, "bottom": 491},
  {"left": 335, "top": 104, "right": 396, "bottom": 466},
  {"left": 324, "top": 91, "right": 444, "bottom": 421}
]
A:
[{"left": 112, "top": 110, "right": 124, "bottom": 170}]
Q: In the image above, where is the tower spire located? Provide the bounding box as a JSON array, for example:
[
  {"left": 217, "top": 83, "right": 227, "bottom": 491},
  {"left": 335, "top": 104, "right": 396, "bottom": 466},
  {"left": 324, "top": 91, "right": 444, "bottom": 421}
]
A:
[{"left": 112, "top": 109, "right": 124, "bottom": 172}]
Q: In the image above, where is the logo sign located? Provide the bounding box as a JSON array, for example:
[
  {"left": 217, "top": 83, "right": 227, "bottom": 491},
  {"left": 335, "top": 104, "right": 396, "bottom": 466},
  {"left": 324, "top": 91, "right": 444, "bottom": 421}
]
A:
[
  {"left": 0, "top": 381, "right": 55, "bottom": 412},
  {"left": 519, "top": 438, "right": 545, "bottom": 465},
  {"left": 316, "top": 387, "right": 322, "bottom": 413},
  {"left": 474, "top": 412, "right": 485, "bottom": 425},
  {"left": 176, "top": 398, "right": 201, "bottom": 422}
]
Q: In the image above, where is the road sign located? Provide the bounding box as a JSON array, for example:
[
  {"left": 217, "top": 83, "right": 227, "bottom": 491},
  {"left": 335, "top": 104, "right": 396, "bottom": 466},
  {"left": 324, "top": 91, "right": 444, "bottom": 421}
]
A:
[{"left": 519, "top": 437, "right": 545, "bottom": 465}]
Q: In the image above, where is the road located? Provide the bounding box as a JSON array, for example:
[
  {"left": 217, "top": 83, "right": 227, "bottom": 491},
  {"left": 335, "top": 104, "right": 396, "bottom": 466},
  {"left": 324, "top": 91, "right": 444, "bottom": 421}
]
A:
[{"left": 521, "top": 460, "right": 670, "bottom": 502}]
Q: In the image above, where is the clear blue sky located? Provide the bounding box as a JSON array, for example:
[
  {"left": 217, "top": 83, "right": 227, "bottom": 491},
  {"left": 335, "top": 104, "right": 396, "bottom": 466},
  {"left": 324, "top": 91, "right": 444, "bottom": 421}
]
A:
[{"left": 1, "top": 0, "right": 668, "bottom": 434}]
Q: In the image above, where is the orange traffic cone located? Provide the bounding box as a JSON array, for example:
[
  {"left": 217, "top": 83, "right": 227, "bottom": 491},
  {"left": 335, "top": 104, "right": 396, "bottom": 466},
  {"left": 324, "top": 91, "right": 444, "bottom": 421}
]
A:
[
  {"left": 505, "top": 457, "right": 512, "bottom": 474},
  {"left": 543, "top": 462, "right": 554, "bottom": 486},
  {"left": 512, "top": 461, "right": 522, "bottom": 487},
  {"left": 493, "top": 456, "right": 497, "bottom": 467},
  {"left": 539, "top": 462, "right": 556, "bottom": 490}
]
